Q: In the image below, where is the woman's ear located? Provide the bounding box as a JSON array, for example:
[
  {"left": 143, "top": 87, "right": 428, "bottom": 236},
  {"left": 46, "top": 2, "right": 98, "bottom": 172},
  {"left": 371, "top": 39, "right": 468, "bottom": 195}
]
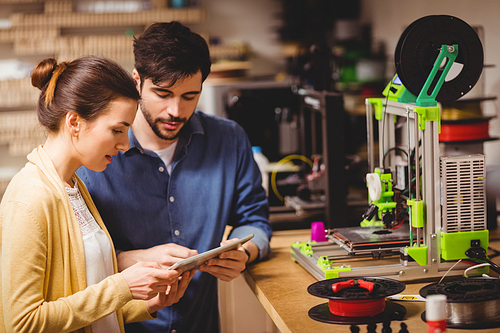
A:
[{"left": 66, "top": 112, "right": 80, "bottom": 137}]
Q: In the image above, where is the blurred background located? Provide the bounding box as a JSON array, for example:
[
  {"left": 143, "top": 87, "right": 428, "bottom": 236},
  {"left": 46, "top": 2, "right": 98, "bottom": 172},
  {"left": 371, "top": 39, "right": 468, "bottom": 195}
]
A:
[{"left": 1, "top": 0, "right": 499, "bottom": 230}]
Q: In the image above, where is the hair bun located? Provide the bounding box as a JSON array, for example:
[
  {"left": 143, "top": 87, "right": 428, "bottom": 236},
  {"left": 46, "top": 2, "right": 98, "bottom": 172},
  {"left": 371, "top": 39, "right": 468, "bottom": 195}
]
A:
[{"left": 31, "top": 58, "right": 58, "bottom": 90}]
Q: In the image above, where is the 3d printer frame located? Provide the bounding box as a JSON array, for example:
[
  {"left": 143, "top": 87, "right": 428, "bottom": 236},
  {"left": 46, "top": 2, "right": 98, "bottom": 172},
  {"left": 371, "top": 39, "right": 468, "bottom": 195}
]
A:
[
  {"left": 292, "top": 15, "right": 491, "bottom": 281},
  {"left": 291, "top": 97, "right": 488, "bottom": 281}
]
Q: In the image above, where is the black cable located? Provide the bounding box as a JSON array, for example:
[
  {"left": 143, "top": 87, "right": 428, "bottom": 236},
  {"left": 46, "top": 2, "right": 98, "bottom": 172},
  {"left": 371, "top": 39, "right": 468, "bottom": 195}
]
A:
[
  {"left": 466, "top": 247, "right": 500, "bottom": 274},
  {"left": 382, "top": 147, "right": 409, "bottom": 169},
  {"left": 488, "top": 246, "right": 500, "bottom": 259}
]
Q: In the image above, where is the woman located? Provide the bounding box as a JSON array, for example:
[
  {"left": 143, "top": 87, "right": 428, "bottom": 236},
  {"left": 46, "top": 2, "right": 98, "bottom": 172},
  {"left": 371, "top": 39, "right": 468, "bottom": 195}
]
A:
[{"left": 0, "top": 56, "right": 194, "bottom": 332}]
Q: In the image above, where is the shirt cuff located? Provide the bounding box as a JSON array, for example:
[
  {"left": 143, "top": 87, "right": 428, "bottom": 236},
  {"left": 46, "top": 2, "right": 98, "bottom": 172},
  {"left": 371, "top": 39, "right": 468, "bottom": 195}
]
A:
[{"left": 229, "top": 225, "right": 270, "bottom": 261}]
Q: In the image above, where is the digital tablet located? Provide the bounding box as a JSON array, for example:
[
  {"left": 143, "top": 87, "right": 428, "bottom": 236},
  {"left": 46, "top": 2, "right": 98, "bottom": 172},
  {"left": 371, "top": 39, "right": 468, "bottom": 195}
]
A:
[{"left": 167, "top": 234, "right": 254, "bottom": 272}]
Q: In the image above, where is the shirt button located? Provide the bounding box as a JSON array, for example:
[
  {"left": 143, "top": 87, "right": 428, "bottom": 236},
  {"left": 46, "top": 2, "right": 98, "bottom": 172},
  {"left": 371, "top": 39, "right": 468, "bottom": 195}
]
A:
[
  {"left": 159, "top": 166, "right": 165, "bottom": 172},
  {"left": 174, "top": 230, "right": 180, "bottom": 236},
  {"left": 169, "top": 196, "right": 174, "bottom": 202}
]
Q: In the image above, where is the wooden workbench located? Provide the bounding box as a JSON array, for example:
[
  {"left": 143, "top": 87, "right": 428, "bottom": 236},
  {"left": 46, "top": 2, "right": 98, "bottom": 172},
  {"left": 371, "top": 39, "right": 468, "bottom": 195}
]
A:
[{"left": 243, "top": 228, "right": 500, "bottom": 333}]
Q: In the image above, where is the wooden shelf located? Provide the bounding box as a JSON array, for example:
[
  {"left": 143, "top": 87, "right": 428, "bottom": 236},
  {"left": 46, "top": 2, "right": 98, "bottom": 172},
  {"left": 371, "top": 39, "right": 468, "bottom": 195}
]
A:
[
  {"left": 9, "top": 7, "right": 204, "bottom": 27},
  {"left": 0, "top": 110, "right": 45, "bottom": 157},
  {"left": 0, "top": 0, "right": 45, "bottom": 3},
  {"left": 0, "top": 0, "right": 247, "bottom": 158}
]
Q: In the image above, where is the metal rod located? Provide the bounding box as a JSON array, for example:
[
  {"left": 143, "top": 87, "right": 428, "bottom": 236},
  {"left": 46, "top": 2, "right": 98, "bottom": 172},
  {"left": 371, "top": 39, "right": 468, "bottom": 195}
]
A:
[
  {"left": 406, "top": 108, "right": 412, "bottom": 199},
  {"left": 366, "top": 100, "right": 375, "bottom": 172},
  {"left": 414, "top": 112, "right": 420, "bottom": 201},
  {"left": 414, "top": 111, "right": 421, "bottom": 246},
  {"left": 406, "top": 108, "right": 414, "bottom": 246}
]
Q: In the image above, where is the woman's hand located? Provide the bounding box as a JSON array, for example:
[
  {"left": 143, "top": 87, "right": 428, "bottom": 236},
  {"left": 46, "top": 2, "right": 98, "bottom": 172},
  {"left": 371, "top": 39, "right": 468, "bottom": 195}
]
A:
[
  {"left": 120, "top": 261, "right": 180, "bottom": 300},
  {"left": 145, "top": 269, "right": 196, "bottom": 313},
  {"left": 117, "top": 244, "right": 198, "bottom": 271}
]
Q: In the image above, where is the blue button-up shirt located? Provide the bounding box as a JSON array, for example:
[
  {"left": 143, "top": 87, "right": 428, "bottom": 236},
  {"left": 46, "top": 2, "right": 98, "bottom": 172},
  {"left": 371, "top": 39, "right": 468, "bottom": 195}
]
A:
[{"left": 77, "top": 111, "right": 272, "bottom": 333}]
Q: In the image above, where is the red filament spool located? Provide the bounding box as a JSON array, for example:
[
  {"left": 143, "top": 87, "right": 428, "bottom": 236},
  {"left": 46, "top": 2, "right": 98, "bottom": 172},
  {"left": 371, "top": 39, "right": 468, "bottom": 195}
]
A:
[
  {"left": 328, "top": 279, "right": 385, "bottom": 317},
  {"left": 308, "top": 276, "right": 406, "bottom": 325},
  {"left": 439, "top": 121, "right": 490, "bottom": 142},
  {"left": 328, "top": 298, "right": 386, "bottom": 317}
]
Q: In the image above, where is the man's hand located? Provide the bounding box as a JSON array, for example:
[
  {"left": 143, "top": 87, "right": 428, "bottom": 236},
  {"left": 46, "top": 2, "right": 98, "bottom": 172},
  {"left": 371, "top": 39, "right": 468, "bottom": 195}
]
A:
[
  {"left": 117, "top": 243, "right": 198, "bottom": 271},
  {"left": 198, "top": 239, "right": 258, "bottom": 282},
  {"left": 145, "top": 269, "right": 196, "bottom": 313}
]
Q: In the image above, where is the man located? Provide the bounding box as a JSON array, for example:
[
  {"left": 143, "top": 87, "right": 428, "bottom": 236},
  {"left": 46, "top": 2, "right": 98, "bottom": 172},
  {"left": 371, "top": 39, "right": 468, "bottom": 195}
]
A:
[{"left": 77, "top": 21, "right": 272, "bottom": 333}]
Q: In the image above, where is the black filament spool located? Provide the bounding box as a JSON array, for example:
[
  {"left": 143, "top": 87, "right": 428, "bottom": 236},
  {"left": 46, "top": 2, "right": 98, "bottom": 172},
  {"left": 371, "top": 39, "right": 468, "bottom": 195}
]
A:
[
  {"left": 395, "top": 15, "right": 483, "bottom": 102},
  {"left": 308, "top": 276, "right": 406, "bottom": 301},
  {"left": 309, "top": 301, "right": 406, "bottom": 325}
]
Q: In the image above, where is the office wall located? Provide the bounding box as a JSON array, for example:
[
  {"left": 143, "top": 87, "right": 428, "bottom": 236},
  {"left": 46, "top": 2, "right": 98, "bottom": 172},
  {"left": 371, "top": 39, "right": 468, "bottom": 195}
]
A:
[
  {"left": 196, "top": 0, "right": 285, "bottom": 77},
  {"left": 360, "top": 0, "right": 500, "bottom": 166}
]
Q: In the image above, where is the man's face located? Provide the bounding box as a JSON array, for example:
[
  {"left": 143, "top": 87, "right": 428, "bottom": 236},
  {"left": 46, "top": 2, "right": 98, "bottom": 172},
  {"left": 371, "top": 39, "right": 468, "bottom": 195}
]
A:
[{"left": 135, "top": 70, "right": 202, "bottom": 141}]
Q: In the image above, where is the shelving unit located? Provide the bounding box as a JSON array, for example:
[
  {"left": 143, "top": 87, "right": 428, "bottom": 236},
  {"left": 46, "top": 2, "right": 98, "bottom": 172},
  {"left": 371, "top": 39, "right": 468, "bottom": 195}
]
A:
[
  {"left": 0, "top": 0, "right": 209, "bottom": 198},
  {"left": 0, "top": 0, "right": 255, "bottom": 200}
]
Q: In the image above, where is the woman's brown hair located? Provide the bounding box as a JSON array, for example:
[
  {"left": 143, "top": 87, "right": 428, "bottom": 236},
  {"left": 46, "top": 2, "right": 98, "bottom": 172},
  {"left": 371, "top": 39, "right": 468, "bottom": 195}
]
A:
[{"left": 31, "top": 56, "right": 140, "bottom": 131}]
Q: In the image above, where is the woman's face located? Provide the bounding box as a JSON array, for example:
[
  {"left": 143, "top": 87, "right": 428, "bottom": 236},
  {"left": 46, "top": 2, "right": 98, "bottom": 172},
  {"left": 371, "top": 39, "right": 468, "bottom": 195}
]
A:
[{"left": 77, "top": 97, "right": 137, "bottom": 172}]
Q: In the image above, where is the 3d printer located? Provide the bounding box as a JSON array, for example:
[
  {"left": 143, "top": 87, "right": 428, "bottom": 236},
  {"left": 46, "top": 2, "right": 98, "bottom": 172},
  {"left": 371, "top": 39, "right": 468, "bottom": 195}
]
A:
[{"left": 291, "top": 15, "right": 499, "bottom": 281}]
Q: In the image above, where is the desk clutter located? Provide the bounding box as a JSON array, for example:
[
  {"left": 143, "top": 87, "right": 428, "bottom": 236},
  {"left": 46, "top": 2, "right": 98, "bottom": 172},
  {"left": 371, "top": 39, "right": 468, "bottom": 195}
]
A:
[
  {"left": 306, "top": 275, "right": 500, "bottom": 331},
  {"left": 349, "top": 322, "right": 408, "bottom": 333}
]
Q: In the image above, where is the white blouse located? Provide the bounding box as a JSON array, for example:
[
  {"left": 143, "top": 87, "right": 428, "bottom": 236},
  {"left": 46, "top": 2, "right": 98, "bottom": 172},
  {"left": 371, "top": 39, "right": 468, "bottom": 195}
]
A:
[{"left": 66, "top": 179, "right": 120, "bottom": 333}]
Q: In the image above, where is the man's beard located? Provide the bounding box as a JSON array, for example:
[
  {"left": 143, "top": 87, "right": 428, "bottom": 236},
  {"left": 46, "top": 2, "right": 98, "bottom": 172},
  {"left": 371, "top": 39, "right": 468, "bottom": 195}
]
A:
[{"left": 139, "top": 99, "right": 189, "bottom": 141}]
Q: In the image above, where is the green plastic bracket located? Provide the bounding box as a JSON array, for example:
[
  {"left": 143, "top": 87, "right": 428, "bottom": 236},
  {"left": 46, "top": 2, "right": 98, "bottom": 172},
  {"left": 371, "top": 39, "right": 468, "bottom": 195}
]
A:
[
  {"left": 375, "top": 171, "right": 396, "bottom": 216},
  {"left": 324, "top": 266, "right": 352, "bottom": 279},
  {"left": 362, "top": 169, "right": 397, "bottom": 226},
  {"left": 291, "top": 240, "right": 317, "bottom": 257},
  {"left": 318, "top": 258, "right": 352, "bottom": 279},
  {"left": 377, "top": 201, "right": 397, "bottom": 210},
  {"left": 382, "top": 75, "right": 417, "bottom": 103},
  {"left": 367, "top": 98, "right": 384, "bottom": 120},
  {"left": 397, "top": 87, "right": 417, "bottom": 104},
  {"left": 317, "top": 256, "right": 331, "bottom": 269},
  {"left": 414, "top": 106, "right": 441, "bottom": 132},
  {"left": 441, "top": 230, "right": 489, "bottom": 261},
  {"left": 407, "top": 199, "right": 424, "bottom": 228},
  {"left": 416, "top": 44, "right": 458, "bottom": 107},
  {"left": 360, "top": 219, "right": 385, "bottom": 227},
  {"left": 382, "top": 75, "right": 404, "bottom": 101},
  {"left": 380, "top": 44, "right": 457, "bottom": 107},
  {"left": 406, "top": 246, "right": 428, "bottom": 266}
]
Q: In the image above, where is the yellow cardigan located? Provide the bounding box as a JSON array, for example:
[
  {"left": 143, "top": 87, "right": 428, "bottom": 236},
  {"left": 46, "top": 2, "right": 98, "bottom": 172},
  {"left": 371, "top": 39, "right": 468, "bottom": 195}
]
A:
[{"left": 0, "top": 146, "right": 154, "bottom": 332}]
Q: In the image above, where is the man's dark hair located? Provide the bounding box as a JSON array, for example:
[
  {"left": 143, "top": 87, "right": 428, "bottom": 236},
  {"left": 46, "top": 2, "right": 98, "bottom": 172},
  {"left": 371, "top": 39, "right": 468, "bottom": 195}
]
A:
[{"left": 133, "top": 21, "right": 211, "bottom": 88}]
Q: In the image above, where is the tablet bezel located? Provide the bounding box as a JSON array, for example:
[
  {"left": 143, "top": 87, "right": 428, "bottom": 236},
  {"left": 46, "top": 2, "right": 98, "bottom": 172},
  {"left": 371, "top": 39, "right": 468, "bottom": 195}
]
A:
[{"left": 167, "top": 234, "right": 254, "bottom": 272}]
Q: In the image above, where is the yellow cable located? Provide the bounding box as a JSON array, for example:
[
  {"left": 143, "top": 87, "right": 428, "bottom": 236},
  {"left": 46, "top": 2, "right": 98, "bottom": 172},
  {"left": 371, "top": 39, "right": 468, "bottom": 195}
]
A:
[{"left": 270, "top": 154, "right": 314, "bottom": 202}]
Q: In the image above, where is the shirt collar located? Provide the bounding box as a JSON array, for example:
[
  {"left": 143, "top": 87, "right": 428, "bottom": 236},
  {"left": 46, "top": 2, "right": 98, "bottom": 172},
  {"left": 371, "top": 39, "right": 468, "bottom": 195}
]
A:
[{"left": 126, "top": 110, "right": 205, "bottom": 156}]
